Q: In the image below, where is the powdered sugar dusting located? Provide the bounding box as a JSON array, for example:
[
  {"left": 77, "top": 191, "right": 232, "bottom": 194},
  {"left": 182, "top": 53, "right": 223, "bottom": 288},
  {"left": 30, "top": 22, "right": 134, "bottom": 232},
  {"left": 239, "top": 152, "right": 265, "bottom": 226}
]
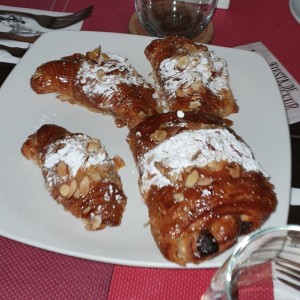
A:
[
  {"left": 177, "top": 110, "right": 185, "bottom": 118},
  {"left": 43, "top": 134, "right": 107, "bottom": 186},
  {"left": 159, "top": 50, "right": 229, "bottom": 98},
  {"left": 139, "top": 128, "right": 269, "bottom": 191},
  {"left": 76, "top": 53, "right": 151, "bottom": 103}
]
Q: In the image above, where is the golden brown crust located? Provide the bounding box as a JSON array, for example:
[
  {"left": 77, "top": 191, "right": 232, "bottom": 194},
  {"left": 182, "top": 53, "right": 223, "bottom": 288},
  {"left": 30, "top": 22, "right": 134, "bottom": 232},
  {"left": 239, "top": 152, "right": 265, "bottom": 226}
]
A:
[
  {"left": 144, "top": 36, "right": 239, "bottom": 118},
  {"left": 30, "top": 48, "right": 158, "bottom": 129},
  {"left": 127, "top": 111, "right": 277, "bottom": 265},
  {"left": 21, "top": 124, "right": 127, "bottom": 230}
]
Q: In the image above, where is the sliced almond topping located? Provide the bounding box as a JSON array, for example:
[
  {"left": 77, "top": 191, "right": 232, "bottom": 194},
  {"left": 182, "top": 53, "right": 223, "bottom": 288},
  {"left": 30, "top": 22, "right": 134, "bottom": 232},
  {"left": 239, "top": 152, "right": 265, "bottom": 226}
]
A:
[
  {"left": 185, "top": 87, "right": 194, "bottom": 96},
  {"left": 87, "top": 140, "right": 101, "bottom": 153},
  {"left": 228, "top": 164, "right": 241, "bottom": 178},
  {"left": 113, "top": 156, "right": 125, "bottom": 170},
  {"left": 197, "top": 175, "right": 213, "bottom": 186},
  {"left": 185, "top": 169, "right": 199, "bottom": 188},
  {"left": 177, "top": 55, "right": 189, "bottom": 70},
  {"left": 59, "top": 184, "right": 70, "bottom": 197},
  {"left": 150, "top": 129, "right": 167, "bottom": 144},
  {"left": 79, "top": 176, "right": 90, "bottom": 197},
  {"left": 189, "top": 100, "right": 201, "bottom": 109},
  {"left": 74, "top": 188, "right": 81, "bottom": 198},
  {"left": 176, "top": 88, "right": 186, "bottom": 98},
  {"left": 190, "top": 57, "right": 200, "bottom": 66},
  {"left": 154, "top": 162, "right": 166, "bottom": 176},
  {"left": 191, "top": 82, "right": 202, "bottom": 92},
  {"left": 67, "top": 179, "right": 77, "bottom": 199},
  {"left": 82, "top": 206, "right": 92, "bottom": 215},
  {"left": 87, "top": 47, "right": 101, "bottom": 60},
  {"left": 101, "top": 53, "right": 110, "bottom": 61},
  {"left": 185, "top": 166, "right": 193, "bottom": 173},
  {"left": 173, "top": 193, "right": 185, "bottom": 202},
  {"left": 138, "top": 111, "right": 147, "bottom": 119},
  {"left": 191, "top": 95, "right": 202, "bottom": 100},
  {"left": 207, "top": 160, "right": 226, "bottom": 171},
  {"left": 91, "top": 215, "right": 102, "bottom": 230},
  {"left": 168, "top": 171, "right": 183, "bottom": 184},
  {"left": 56, "top": 161, "right": 69, "bottom": 177},
  {"left": 182, "top": 43, "right": 198, "bottom": 53},
  {"left": 97, "top": 69, "right": 106, "bottom": 79},
  {"left": 182, "top": 81, "right": 190, "bottom": 89}
]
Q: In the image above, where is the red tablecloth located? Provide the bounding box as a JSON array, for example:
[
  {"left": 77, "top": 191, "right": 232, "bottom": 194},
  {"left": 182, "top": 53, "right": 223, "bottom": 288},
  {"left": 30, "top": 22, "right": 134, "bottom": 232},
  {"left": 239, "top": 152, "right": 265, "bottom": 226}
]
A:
[{"left": 1, "top": 0, "right": 299, "bottom": 299}]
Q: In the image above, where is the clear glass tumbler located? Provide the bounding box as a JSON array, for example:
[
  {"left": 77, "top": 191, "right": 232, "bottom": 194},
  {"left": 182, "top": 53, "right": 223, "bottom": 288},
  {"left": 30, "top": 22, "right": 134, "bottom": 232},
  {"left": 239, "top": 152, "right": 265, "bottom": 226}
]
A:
[
  {"left": 201, "top": 225, "right": 300, "bottom": 300},
  {"left": 134, "top": 0, "right": 217, "bottom": 39}
]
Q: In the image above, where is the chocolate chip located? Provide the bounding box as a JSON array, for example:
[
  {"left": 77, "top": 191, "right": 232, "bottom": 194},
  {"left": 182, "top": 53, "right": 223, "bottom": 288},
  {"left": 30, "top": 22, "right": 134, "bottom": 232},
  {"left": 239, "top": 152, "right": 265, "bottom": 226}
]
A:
[
  {"left": 241, "top": 221, "right": 252, "bottom": 234},
  {"left": 196, "top": 230, "right": 219, "bottom": 256}
]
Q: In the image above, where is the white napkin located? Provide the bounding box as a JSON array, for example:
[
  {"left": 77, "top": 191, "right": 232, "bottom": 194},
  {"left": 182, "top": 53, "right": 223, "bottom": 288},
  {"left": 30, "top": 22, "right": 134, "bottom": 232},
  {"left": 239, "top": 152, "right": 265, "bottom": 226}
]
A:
[{"left": 0, "top": 5, "right": 83, "bottom": 64}]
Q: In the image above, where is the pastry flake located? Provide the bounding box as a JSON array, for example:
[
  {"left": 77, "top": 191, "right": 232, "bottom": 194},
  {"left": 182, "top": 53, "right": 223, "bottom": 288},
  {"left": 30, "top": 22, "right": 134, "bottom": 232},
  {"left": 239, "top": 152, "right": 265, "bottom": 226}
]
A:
[{"left": 21, "top": 124, "right": 127, "bottom": 230}]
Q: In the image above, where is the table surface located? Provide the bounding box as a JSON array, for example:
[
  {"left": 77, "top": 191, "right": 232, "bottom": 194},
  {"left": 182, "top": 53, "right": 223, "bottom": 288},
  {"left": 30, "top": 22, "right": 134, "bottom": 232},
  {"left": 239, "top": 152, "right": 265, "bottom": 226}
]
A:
[{"left": 0, "top": 0, "right": 300, "bottom": 299}]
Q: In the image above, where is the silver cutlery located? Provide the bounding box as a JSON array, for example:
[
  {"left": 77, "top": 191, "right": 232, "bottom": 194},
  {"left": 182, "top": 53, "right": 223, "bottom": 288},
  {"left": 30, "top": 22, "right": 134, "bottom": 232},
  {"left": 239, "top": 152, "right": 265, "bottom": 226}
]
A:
[
  {"left": 0, "top": 44, "right": 28, "bottom": 58},
  {"left": 0, "top": 31, "right": 39, "bottom": 43},
  {"left": 0, "top": 5, "right": 93, "bottom": 29},
  {"left": 276, "top": 257, "right": 300, "bottom": 291}
]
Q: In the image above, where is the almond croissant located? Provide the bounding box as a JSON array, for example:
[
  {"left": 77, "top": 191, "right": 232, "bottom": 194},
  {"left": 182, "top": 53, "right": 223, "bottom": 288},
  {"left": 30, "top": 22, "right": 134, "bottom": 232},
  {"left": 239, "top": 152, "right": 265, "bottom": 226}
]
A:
[
  {"left": 127, "top": 111, "right": 277, "bottom": 265},
  {"left": 144, "top": 36, "right": 238, "bottom": 118},
  {"left": 21, "top": 124, "right": 127, "bottom": 230},
  {"left": 30, "top": 47, "right": 158, "bottom": 129}
]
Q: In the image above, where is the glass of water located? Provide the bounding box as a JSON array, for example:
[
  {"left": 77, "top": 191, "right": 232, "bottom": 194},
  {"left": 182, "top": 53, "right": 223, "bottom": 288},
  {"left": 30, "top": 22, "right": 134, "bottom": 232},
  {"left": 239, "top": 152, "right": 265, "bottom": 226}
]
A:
[{"left": 201, "top": 225, "right": 300, "bottom": 300}]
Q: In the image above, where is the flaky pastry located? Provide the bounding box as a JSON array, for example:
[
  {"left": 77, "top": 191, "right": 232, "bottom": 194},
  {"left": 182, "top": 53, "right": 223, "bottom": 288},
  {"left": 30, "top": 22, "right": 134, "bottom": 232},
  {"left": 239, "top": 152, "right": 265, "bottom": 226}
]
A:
[
  {"left": 127, "top": 111, "right": 276, "bottom": 265},
  {"left": 30, "top": 47, "right": 158, "bottom": 129},
  {"left": 21, "top": 124, "right": 127, "bottom": 230},
  {"left": 144, "top": 36, "right": 238, "bottom": 118}
]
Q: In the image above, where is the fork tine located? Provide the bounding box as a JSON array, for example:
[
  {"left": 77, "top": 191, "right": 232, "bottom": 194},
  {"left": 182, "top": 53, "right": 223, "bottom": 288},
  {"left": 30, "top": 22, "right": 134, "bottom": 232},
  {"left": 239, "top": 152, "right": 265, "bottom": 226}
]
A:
[
  {"left": 277, "top": 268, "right": 300, "bottom": 281},
  {"left": 276, "top": 257, "right": 300, "bottom": 274},
  {"left": 50, "top": 5, "right": 93, "bottom": 22},
  {"left": 53, "top": 10, "right": 92, "bottom": 25},
  {"left": 278, "top": 277, "right": 300, "bottom": 292},
  {"left": 50, "top": 5, "right": 93, "bottom": 29},
  {"left": 275, "top": 257, "right": 300, "bottom": 292}
]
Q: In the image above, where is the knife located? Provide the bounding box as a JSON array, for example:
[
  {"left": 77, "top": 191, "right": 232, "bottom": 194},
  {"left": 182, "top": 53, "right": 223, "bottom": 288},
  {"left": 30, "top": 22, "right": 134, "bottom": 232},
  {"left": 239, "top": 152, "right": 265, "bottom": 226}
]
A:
[
  {"left": 0, "top": 31, "right": 40, "bottom": 43},
  {"left": 0, "top": 62, "right": 15, "bottom": 87},
  {"left": 0, "top": 44, "right": 28, "bottom": 58}
]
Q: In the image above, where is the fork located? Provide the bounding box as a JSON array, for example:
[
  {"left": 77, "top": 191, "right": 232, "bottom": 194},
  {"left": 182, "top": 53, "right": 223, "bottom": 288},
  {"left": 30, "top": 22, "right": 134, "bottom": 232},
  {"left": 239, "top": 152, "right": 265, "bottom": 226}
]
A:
[
  {"left": 0, "top": 5, "right": 93, "bottom": 29},
  {"left": 0, "top": 44, "right": 28, "bottom": 58},
  {"left": 275, "top": 257, "right": 300, "bottom": 291}
]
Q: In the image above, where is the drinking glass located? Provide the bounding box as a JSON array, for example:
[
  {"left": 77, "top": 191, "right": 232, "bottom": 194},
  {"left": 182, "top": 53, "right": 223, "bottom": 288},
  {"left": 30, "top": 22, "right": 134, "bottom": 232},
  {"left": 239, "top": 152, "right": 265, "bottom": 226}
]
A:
[
  {"left": 201, "top": 225, "right": 300, "bottom": 300},
  {"left": 134, "top": 0, "right": 217, "bottom": 39}
]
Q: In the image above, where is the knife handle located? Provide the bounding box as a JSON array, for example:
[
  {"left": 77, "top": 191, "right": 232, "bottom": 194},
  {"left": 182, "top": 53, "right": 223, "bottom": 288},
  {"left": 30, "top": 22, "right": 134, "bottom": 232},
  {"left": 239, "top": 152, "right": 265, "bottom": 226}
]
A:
[{"left": 0, "top": 32, "right": 40, "bottom": 43}]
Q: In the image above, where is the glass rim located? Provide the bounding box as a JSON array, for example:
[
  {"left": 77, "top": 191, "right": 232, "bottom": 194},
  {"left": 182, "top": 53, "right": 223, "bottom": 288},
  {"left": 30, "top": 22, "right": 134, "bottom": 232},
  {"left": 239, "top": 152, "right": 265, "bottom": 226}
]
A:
[{"left": 225, "top": 224, "right": 300, "bottom": 298}]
